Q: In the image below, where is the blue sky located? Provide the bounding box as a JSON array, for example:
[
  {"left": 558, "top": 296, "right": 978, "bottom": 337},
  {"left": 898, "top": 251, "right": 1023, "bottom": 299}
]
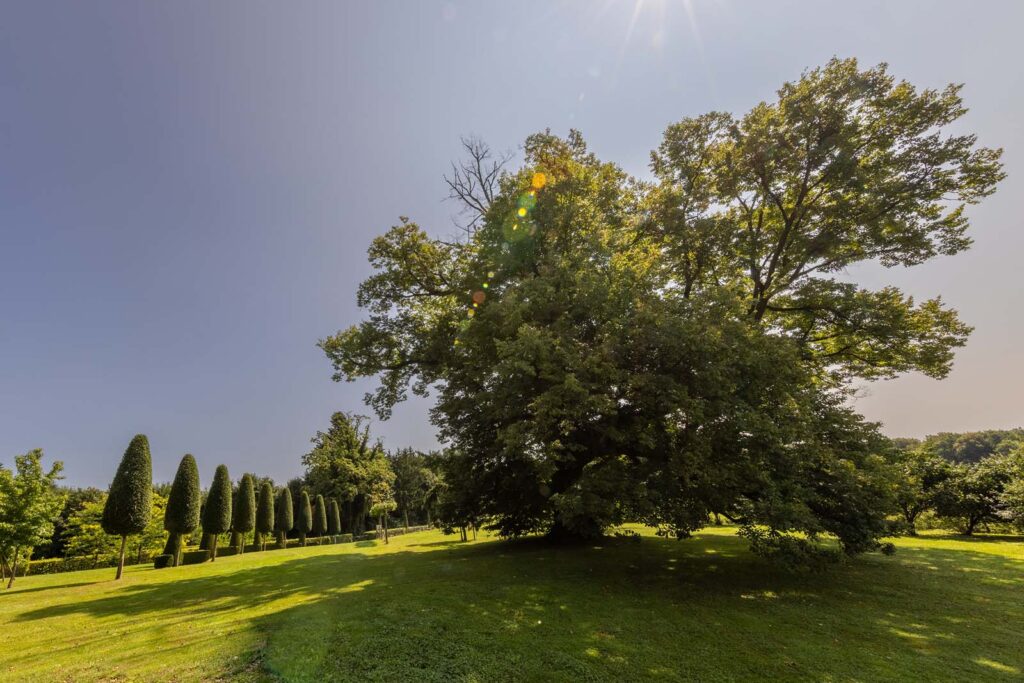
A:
[{"left": 2, "top": 1, "right": 1021, "bottom": 487}]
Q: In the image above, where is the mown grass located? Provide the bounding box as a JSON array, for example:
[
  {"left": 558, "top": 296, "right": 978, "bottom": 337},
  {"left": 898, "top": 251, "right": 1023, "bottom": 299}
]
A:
[{"left": 1, "top": 526, "right": 1022, "bottom": 682}]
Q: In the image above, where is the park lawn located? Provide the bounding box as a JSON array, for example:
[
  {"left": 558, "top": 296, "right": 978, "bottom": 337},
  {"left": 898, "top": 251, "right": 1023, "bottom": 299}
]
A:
[{"left": 0, "top": 527, "right": 1022, "bottom": 682}]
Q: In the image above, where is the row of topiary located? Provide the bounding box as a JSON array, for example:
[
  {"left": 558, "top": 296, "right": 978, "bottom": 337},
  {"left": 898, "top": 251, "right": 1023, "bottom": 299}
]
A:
[{"left": 99, "top": 433, "right": 375, "bottom": 580}]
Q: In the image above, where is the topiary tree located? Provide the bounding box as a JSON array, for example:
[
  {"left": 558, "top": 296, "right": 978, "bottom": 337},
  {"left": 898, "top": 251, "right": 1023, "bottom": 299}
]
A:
[
  {"left": 202, "top": 465, "right": 232, "bottom": 560},
  {"left": 101, "top": 435, "right": 152, "bottom": 579},
  {"left": 311, "top": 494, "right": 328, "bottom": 538},
  {"left": 230, "top": 474, "right": 256, "bottom": 554},
  {"left": 297, "top": 490, "right": 313, "bottom": 545},
  {"left": 328, "top": 498, "right": 341, "bottom": 536},
  {"left": 255, "top": 482, "right": 275, "bottom": 550},
  {"left": 163, "top": 454, "right": 200, "bottom": 566},
  {"left": 370, "top": 499, "right": 397, "bottom": 544},
  {"left": 274, "top": 487, "right": 293, "bottom": 548}
]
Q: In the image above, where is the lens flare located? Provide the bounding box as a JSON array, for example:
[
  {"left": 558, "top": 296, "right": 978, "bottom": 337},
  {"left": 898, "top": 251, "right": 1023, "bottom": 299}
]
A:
[{"left": 531, "top": 172, "right": 547, "bottom": 189}]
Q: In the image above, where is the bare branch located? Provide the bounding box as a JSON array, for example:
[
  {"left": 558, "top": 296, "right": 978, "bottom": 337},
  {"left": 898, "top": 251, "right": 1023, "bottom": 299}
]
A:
[{"left": 444, "top": 135, "right": 513, "bottom": 235}]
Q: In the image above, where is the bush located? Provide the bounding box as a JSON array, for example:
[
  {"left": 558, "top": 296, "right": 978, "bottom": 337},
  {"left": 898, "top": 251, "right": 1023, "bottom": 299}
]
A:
[
  {"left": 336, "top": 533, "right": 354, "bottom": 543},
  {"left": 356, "top": 532, "right": 378, "bottom": 541},
  {"left": 153, "top": 554, "right": 174, "bottom": 569},
  {"left": 181, "top": 549, "right": 210, "bottom": 565}
]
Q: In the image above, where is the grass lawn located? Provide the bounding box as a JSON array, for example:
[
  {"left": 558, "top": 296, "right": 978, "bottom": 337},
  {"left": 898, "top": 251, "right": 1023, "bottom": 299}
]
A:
[{"left": 1, "top": 526, "right": 1022, "bottom": 682}]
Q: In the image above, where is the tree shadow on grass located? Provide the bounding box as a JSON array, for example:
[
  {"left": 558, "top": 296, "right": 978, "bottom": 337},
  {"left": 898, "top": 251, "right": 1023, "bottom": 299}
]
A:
[{"left": 8, "top": 533, "right": 1024, "bottom": 682}]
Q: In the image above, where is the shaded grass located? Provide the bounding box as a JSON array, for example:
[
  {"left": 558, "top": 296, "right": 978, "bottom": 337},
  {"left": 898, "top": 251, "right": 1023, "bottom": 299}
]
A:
[{"left": 1, "top": 527, "right": 1022, "bottom": 681}]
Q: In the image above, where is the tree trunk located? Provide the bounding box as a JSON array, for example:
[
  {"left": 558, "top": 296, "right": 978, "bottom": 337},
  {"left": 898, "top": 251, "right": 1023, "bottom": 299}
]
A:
[
  {"left": 115, "top": 536, "right": 127, "bottom": 580},
  {"left": 404, "top": 510, "right": 409, "bottom": 532},
  {"left": 5, "top": 549, "right": 19, "bottom": 589},
  {"left": 426, "top": 508, "right": 431, "bottom": 527},
  {"left": 176, "top": 533, "right": 184, "bottom": 567},
  {"left": 300, "top": 533, "right": 306, "bottom": 547},
  {"left": 211, "top": 534, "right": 219, "bottom": 561},
  {"left": 383, "top": 515, "right": 389, "bottom": 544},
  {"left": 136, "top": 541, "right": 144, "bottom": 564}
]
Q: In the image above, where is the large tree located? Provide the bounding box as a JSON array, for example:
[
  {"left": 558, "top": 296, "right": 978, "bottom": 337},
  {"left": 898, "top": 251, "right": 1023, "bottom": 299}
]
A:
[
  {"left": 321, "top": 59, "right": 1002, "bottom": 559},
  {"left": 301, "top": 412, "right": 394, "bottom": 534},
  {"left": 388, "top": 448, "right": 430, "bottom": 530},
  {"left": 102, "top": 435, "right": 152, "bottom": 580},
  {"left": 202, "top": 465, "right": 232, "bottom": 560},
  {"left": 0, "top": 450, "right": 64, "bottom": 588},
  {"left": 164, "top": 454, "right": 201, "bottom": 566}
]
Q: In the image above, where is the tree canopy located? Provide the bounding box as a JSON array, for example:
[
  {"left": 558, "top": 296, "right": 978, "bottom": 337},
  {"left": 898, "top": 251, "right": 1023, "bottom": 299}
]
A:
[{"left": 320, "top": 59, "right": 1003, "bottom": 558}]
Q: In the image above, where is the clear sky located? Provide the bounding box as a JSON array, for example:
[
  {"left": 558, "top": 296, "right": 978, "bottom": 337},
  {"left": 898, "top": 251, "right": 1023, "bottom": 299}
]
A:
[{"left": 2, "top": 1, "right": 1021, "bottom": 487}]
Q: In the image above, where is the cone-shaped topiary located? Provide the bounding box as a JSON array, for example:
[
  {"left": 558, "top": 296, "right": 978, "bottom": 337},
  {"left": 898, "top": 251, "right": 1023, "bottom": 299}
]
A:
[
  {"left": 164, "top": 453, "right": 201, "bottom": 567},
  {"left": 255, "top": 482, "right": 275, "bottom": 550},
  {"left": 202, "top": 465, "right": 232, "bottom": 560},
  {"left": 274, "top": 487, "right": 293, "bottom": 548},
  {"left": 312, "top": 494, "right": 328, "bottom": 537},
  {"left": 230, "top": 474, "right": 256, "bottom": 554},
  {"left": 328, "top": 498, "right": 342, "bottom": 536},
  {"left": 297, "top": 490, "right": 313, "bottom": 545},
  {"left": 102, "top": 434, "right": 153, "bottom": 579}
]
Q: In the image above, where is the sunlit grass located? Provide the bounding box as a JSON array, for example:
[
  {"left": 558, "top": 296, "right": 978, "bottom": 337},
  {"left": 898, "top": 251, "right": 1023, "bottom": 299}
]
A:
[{"left": 0, "top": 526, "right": 1021, "bottom": 681}]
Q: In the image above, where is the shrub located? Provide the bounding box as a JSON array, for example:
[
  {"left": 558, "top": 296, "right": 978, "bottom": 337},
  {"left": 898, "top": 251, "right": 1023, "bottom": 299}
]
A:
[
  {"left": 181, "top": 549, "right": 211, "bottom": 565},
  {"left": 312, "top": 494, "right": 328, "bottom": 537},
  {"left": 328, "top": 498, "right": 342, "bottom": 536},
  {"left": 153, "top": 554, "right": 174, "bottom": 569},
  {"left": 337, "top": 533, "right": 354, "bottom": 543},
  {"left": 296, "top": 491, "right": 313, "bottom": 544},
  {"left": 357, "top": 532, "right": 378, "bottom": 541},
  {"left": 230, "top": 474, "right": 256, "bottom": 553}
]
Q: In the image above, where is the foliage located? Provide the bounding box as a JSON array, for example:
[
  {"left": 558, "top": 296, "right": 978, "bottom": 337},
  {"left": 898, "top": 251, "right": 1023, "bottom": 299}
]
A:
[
  {"left": 388, "top": 448, "right": 432, "bottom": 527},
  {"left": 256, "top": 482, "right": 275, "bottom": 547},
  {"left": 153, "top": 554, "right": 174, "bottom": 569},
  {"left": 164, "top": 454, "right": 201, "bottom": 535},
  {"left": 36, "top": 486, "right": 103, "bottom": 559},
  {"left": 933, "top": 455, "right": 1019, "bottom": 534},
  {"left": 101, "top": 434, "right": 152, "bottom": 537},
  {"left": 203, "top": 465, "right": 233, "bottom": 536},
  {"left": 65, "top": 498, "right": 120, "bottom": 562},
  {"left": 0, "top": 449, "right": 65, "bottom": 587},
  {"left": 312, "top": 494, "right": 328, "bottom": 537},
  {"left": 296, "top": 490, "right": 313, "bottom": 541},
  {"left": 274, "top": 487, "right": 293, "bottom": 547},
  {"left": 888, "top": 445, "right": 952, "bottom": 533},
  {"left": 327, "top": 498, "right": 342, "bottom": 535},
  {"left": 232, "top": 473, "right": 257, "bottom": 536},
  {"left": 915, "top": 429, "right": 1024, "bottom": 463},
  {"left": 301, "top": 412, "right": 394, "bottom": 534}
]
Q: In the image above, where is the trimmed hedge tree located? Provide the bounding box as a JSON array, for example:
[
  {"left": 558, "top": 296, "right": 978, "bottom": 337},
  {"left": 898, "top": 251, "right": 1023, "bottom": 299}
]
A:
[
  {"left": 102, "top": 434, "right": 153, "bottom": 580},
  {"left": 163, "top": 453, "right": 201, "bottom": 567},
  {"left": 312, "top": 494, "right": 328, "bottom": 538},
  {"left": 230, "top": 474, "right": 256, "bottom": 554},
  {"left": 255, "top": 482, "right": 275, "bottom": 550},
  {"left": 297, "top": 491, "right": 313, "bottom": 546},
  {"left": 328, "top": 498, "right": 341, "bottom": 536},
  {"left": 274, "top": 487, "right": 293, "bottom": 548},
  {"left": 202, "top": 465, "right": 232, "bottom": 561}
]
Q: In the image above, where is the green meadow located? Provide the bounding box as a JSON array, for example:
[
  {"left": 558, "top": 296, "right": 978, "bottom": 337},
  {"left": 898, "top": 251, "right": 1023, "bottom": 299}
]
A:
[{"left": 1, "top": 526, "right": 1021, "bottom": 682}]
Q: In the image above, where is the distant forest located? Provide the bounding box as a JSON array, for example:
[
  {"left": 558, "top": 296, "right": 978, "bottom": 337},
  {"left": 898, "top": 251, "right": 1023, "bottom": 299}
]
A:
[{"left": 893, "top": 429, "right": 1024, "bottom": 463}]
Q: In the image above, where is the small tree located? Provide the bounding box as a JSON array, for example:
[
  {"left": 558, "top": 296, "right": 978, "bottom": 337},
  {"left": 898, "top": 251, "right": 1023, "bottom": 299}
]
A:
[
  {"left": 255, "top": 482, "right": 275, "bottom": 550},
  {"left": 101, "top": 435, "right": 152, "bottom": 580},
  {"left": 370, "top": 499, "right": 397, "bottom": 544},
  {"left": 164, "top": 454, "right": 201, "bottom": 566},
  {"left": 230, "top": 474, "right": 256, "bottom": 554},
  {"left": 327, "top": 498, "right": 342, "bottom": 536},
  {"left": 202, "top": 465, "right": 232, "bottom": 560},
  {"left": 274, "top": 487, "right": 293, "bottom": 548},
  {"left": 296, "top": 491, "right": 313, "bottom": 545},
  {"left": 312, "top": 495, "right": 328, "bottom": 538},
  {"left": 934, "top": 457, "right": 1016, "bottom": 535},
  {"left": 0, "top": 450, "right": 65, "bottom": 588}
]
